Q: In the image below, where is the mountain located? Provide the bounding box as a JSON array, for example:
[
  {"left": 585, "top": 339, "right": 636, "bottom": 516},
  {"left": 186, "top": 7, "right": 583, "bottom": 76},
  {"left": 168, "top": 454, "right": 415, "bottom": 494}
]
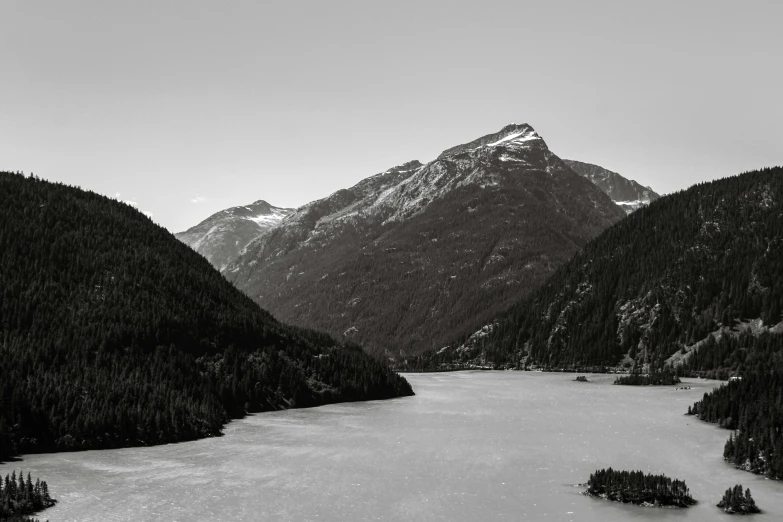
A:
[
  {"left": 175, "top": 200, "right": 293, "bottom": 270},
  {"left": 404, "top": 167, "right": 783, "bottom": 371},
  {"left": 225, "top": 124, "right": 626, "bottom": 358},
  {"left": 0, "top": 171, "right": 412, "bottom": 462},
  {"left": 563, "top": 159, "right": 660, "bottom": 213}
]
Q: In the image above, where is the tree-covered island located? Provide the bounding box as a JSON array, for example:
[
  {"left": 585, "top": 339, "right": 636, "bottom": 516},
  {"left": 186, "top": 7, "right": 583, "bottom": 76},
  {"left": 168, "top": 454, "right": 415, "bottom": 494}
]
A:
[
  {"left": 584, "top": 468, "right": 696, "bottom": 507},
  {"left": 717, "top": 485, "right": 760, "bottom": 514}
]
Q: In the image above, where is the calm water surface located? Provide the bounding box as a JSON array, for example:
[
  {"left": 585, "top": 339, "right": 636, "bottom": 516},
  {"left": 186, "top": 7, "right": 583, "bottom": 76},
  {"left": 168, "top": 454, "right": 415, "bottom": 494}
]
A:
[{"left": 4, "top": 372, "right": 783, "bottom": 521}]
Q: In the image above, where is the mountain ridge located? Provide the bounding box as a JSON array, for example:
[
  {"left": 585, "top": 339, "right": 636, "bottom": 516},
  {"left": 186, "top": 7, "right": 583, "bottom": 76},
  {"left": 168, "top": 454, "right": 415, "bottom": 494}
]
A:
[
  {"left": 176, "top": 200, "right": 293, "bottom": 270},
  {"left": 225, "top": 123, "right": 626, "bottom": 358}
]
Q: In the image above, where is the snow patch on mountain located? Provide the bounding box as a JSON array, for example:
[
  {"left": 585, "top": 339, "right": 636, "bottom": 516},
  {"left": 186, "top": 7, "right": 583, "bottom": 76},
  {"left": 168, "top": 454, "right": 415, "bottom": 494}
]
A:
[
  {"left": 485, "top": 129, "right": 540, "bottom": 147},
  {"left": 247, "top": 207, "right": 291, "bottom": 226}
]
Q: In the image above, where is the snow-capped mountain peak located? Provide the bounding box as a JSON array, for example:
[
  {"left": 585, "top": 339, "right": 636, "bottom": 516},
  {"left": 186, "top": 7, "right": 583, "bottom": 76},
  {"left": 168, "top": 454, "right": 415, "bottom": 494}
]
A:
[
  {"left": 223, "top": 122, "right": 626, "bottom": 358},
  {"left": 437, "top": 123, "right": 545, "bottom": 159}
]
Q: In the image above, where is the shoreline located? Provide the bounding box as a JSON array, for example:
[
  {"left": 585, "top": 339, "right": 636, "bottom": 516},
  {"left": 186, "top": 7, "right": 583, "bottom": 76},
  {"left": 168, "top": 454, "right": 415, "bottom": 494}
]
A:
[{"left": 0, "top": 389, "right": 415, "bottom": 465}]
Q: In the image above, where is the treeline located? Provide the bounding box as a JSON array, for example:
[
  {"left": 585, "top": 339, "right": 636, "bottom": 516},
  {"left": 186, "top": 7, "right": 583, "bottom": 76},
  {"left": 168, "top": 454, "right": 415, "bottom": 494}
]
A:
[
  {"left": 0, "top": 470, "right": 55, "bottom": 521},
  {"left": 400, "top": 167, "right": 783, "bottom": 371},
  {"left": 585, "top": 468, "right": 696, "bottom": 507},
  {"left": 0, "top": 171, "right": 412, "bottom": 462},
  {"left": 689, "top": 332, "right": 783, "bottom": 480}
]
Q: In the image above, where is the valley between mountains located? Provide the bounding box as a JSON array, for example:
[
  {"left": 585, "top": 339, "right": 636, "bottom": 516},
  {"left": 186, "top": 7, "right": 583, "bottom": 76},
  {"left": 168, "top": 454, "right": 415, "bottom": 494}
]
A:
[
  {"left": 3, "top": 121, "right": 782, "bottom": 522},
  {"left": 173, "top": 125, "right": 783, "bottom": 485}
]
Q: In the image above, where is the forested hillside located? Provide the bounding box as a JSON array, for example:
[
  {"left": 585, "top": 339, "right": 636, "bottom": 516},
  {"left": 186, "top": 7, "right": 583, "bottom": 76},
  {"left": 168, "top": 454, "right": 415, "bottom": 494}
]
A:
[
  {"left": 402, "top": 167, "right": 783, "bottom": 370},
  {"left": 689, "top": 332, "right": 783, "bottom": 480},
  {"left": 0, "top": 171, "right": 412, "bottom": 462}
]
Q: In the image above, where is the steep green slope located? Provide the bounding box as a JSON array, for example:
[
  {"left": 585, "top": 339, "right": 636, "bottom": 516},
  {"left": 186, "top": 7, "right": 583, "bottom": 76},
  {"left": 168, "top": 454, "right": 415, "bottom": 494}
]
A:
[
  {"left": 402, "top": 167, "right": 783, "bottom": 370},
  {"left": 0, "top": 171, "right": 412, "bottom": 462}
]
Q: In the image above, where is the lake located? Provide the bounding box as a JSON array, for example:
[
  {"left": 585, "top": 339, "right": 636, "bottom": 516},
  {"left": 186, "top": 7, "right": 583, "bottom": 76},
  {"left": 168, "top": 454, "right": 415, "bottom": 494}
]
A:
[{"left": 4, "top": 372, "right": 783, "bottom": 521}]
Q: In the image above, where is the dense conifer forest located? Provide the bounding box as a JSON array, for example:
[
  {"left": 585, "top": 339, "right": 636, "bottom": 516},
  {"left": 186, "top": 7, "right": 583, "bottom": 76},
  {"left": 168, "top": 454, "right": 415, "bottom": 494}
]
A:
[
  {"left": 0, "top": 470, "right": 55, "bottom": 521},
  {"left": 689, "top": 332, "right": 783, "bottom": 480},
  {"left": 400, "top": 167, "right": 783, "bottom": 371},
  {"left": 0, "top": 171, "right": 412, "bottom": 462},
  {"left": 584, "top": 468, "right": 696, "bottom": 507}
]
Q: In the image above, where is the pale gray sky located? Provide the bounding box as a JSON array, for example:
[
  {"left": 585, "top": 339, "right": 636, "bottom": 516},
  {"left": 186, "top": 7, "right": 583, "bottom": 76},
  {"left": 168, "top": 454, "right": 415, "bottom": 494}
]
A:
[{"left": 2, "top": 0, "right": 781, "bottom": 232}]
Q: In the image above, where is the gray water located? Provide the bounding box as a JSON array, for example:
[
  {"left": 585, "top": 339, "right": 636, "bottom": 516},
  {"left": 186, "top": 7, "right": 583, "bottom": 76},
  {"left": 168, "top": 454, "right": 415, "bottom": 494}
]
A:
[{"left": 4, "top": 372, "right": 783, "bottom": 521}]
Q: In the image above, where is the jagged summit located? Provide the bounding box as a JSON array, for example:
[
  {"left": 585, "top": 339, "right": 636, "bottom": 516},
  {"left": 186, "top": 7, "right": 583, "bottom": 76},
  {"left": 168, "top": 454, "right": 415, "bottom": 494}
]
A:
[{"left": 438, "top": 123, "right": 545, "bottom": 159}]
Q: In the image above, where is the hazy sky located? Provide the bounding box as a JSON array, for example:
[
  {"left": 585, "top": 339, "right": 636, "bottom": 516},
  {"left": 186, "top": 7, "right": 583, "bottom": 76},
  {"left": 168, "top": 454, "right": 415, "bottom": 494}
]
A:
[{"left": 2, "top": 0, "right": 781, "bottom": 232}]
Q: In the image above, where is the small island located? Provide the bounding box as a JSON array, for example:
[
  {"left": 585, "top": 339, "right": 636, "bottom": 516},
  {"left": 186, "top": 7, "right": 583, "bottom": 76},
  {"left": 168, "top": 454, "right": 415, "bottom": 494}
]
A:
[
  {"left": 614, "top": 371, "right": 681, "bottom": 386},
  {"left": 0, "top": 470, "right": 56, "bottom": 522},
  {"left": 584, "top": 468, "right": 696, "bottom": 507},
  {"left": 717, "top": 485, "right": 760, "bottom": 514},
  {"left": 574, "top": 375, "right": 589, "bottom": 382}
]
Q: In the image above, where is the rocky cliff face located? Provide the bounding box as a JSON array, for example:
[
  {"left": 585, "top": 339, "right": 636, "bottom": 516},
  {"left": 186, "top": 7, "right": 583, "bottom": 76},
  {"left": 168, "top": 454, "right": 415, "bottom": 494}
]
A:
[
  {"left": 224, "top": 124, "right": 626, "bottom": 358},
  {"left": 564, "top": 159, "right": 660, "bottom": 213},
  {"left": 175, "top": 200, "right": 292, "bottom": 270}
]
